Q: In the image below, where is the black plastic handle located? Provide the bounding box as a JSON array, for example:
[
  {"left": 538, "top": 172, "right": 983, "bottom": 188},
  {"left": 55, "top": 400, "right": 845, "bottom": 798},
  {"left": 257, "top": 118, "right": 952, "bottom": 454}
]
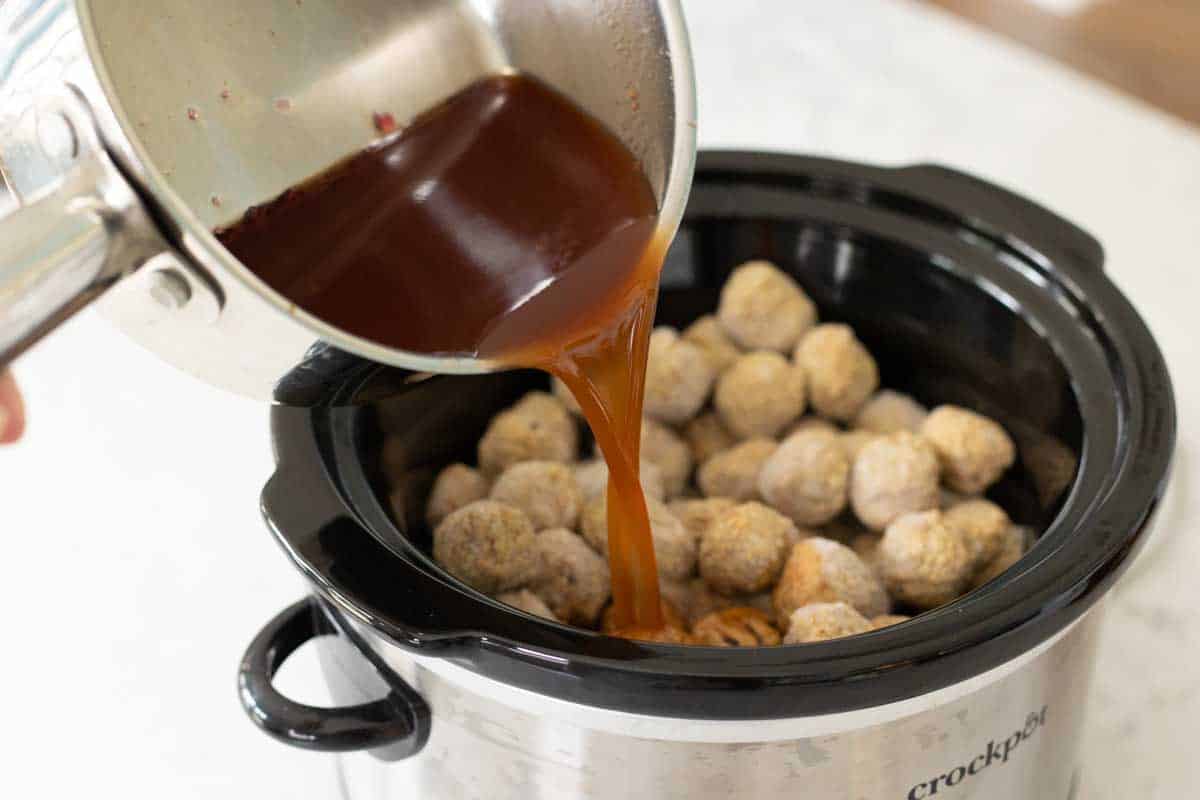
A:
[{"left": 238, "top": 597, "right": 429, "bottom": 755}]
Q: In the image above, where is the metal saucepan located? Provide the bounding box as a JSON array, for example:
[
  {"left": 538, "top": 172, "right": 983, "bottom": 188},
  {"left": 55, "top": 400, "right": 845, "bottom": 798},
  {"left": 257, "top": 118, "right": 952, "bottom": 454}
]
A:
[{"left": 0, "top": 0, "right": 696, "bottom": 398}]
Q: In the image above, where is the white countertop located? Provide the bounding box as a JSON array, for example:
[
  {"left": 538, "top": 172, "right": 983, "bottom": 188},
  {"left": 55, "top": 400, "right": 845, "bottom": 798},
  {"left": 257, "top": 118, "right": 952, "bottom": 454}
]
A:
[{"left": 2, "top": 0, "right": 1196, "bottom": 797}]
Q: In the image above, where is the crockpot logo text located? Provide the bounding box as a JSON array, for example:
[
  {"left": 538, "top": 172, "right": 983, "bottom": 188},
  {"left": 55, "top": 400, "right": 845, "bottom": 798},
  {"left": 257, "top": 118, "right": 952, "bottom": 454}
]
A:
[{"left": 906, "top": 706, "right": 1048, "bottom": 799}]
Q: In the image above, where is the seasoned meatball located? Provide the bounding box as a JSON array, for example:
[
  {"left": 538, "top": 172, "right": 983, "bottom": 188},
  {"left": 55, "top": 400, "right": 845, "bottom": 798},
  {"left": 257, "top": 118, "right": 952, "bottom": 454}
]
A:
[
  {"left": 682, "top": 314, "right": 742, "bottom": 374},
  {"left": 697, "top": 438, "right": 777, "bottom": 502},
  {"left": 849, "top": 432, "right": 940, "bottom": 530},
  {"left": 783, "top": 602, "right": 871, "bottom": 643},
  {"left": 699, "top": 502, "right": 795, "bottom": 595},
  {"left": 853, "top": 390, "right": 928, "bottom": 434},
  {"left": 717, "top": 260, "right": 818, "bottom": 352},
  {"left": 876, "top": 510, "right": 972, "bottom": 608},
  {"left": 920, "top": 405, "right": 1016, "bottom": 494},
  {"left": 714, "top": 352, "right": 807, "bottom": 439},
  {"left": 641, "top": 418, "right": 693, "bottom": 498},
  {"left": 758, "top": 429, "right": 850, "bottom": 526},
  {"left": 425, "top": 463, "right": 489, "bottom": 527},
  {"left": 478, "top": 392, "right": 578, "bottom": 477},
  {"left": 529, "top": 528, "right": 611, "bottom": 625},
  {"left": 644, "top": 327, "right": 717, "bottom": 424},
  {"left": 794, "top": 323, "right": 879, "bottom": 422},
  {"left": 433, "top": 500, "right": 540, "bottom": 594},
  {"left": 489, "top": 461, "right": 583, "bottom": 530},
  {"left": 773, "top": 537, "right": 890, "bottom": 622}
]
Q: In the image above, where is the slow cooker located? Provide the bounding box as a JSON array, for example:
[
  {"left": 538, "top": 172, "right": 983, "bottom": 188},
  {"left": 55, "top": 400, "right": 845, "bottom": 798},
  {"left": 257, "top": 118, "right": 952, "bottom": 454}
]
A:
[{"left": 239, "top": 151, "right": 1174, "bottom": 800}]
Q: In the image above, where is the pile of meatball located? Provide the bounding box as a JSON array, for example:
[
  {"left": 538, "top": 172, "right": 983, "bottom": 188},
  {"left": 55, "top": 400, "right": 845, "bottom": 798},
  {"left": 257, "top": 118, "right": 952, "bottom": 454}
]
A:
[{"left": 411, "top": 261, "right": 1032, "bottom": 647}]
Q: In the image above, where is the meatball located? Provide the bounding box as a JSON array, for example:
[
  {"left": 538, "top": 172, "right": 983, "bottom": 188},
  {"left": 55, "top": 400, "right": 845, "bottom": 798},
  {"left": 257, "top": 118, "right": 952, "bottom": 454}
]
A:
[
  {"left": 714, "top": 352, "right": 807, "bottom": 439},
  {"left": 644, "top": 327, "right": 717, "bottom": 424},
  {"left": 920, "top": 405, "right": 1016, "bottom": 495},
  {"left": 641, "top": 418, "right": 693, "bottom": 498},
  {"left": 876, "top": 510, "right": 972, "bottom": 608},
  {"left": 717, "top": 260, "right": 818, "bottom": 352},
  {"left": 489, "top": 461, "right": 583, "bottom": 530},
  {"left": 839, "top": 429, "right": 881, "bottom": 462},
  {"left": 943, "top": 498, "right": 1011, "bottom": 570},
  {"left": 853, "top": 390, "right": 928, "bottom": 434},
  {"left": 668, "top": 497, "right": 736, "bottom": 542},
  {"left": 529, "top": 528, "right": 611, "bottom": 625},
  {"left": 683, "top": 412, "right": 737, "bottom": 464},
  {"left": 699, "top": 502, "right": 795, "bottom": 595},
  {"left": 697, "top": 438, "right": 778, "bottom": 502},
  {"left": 692, "top": 607, "right": 781, "bottom": 647},
  {"left": 794, "top": 323, "right": 879, "bottom": 422},
  {"left": 425, "top": 463, "right": 489, "bottom": 527},
  {"left": 581, "top": 496, "right": 698, "bottom": 581},
  {"left": 477, "top": 391, "right": 578, "bottom": 477},
  {"left": 783, "top": 602, "right": 872, "bottom": 644},
  {"left": 496, "top": 589, "right": 557, "bottom": 621},
  {"left": 870, "top": 614, "right": 911, "bottom": 630},
  {"left": 772, "top": 537, "right": 890, "bottom": 622},
  {"left": 682, "top": 314, "right": 742, "bottom": 374},
  {"left": 849, "top": 432, "right": 940, "bottom": 530},
  {"left": 758, "top": 429, "right": 850, "bottom": 526},
  {"left": 574, "top": 458, "right": 665, "bottom": 502},
  {"left": 433, "top": 500, "right": 540, "bottom": 594},
  {"left": 970, "top": 525, "right": 1032, "bottom": 590}
]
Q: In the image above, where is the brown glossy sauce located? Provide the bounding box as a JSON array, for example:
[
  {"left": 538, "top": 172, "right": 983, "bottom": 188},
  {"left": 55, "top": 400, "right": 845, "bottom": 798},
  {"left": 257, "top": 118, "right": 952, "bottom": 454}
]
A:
[{"left": 218, "top": 74, "right": 666, "bottom": 631}]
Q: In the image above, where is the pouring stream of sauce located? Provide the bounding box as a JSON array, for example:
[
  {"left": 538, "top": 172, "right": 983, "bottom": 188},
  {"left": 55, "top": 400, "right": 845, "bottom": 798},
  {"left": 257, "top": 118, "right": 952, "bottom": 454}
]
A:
[{"left": 217, "top": 75, "right": 669, "bottom": 631}]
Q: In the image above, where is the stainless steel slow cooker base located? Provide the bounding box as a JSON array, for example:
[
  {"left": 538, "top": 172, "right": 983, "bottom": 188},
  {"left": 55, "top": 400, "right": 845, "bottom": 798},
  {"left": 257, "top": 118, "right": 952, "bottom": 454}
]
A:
[{"left": 325, "top": 604, "right": 1099, "bottom": 800}]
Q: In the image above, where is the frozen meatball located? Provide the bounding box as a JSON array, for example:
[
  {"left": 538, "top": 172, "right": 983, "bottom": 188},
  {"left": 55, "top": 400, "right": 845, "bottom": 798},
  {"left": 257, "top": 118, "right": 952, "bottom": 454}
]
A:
[
  {"left": 425, "top": 463, "right": 489, "bottom": 527},
  {"left": 669, "top": 497, "right": 736, "bottom": 542},
  {"left": 970, "top": 525, "right": 1032, "bottom": 590},
  {"left": 641, "top": 418, "right": 693, "bottom": 498},
  {"left": 783, "top": 602, "right": 871, "bottom": 644},
  {"left": 850, "top": 531, "right": 883, "bottom": 575},
  {"left": 496, "top": 589, "right": 557, "bottom": 621},
  {"left": 644, "top": 327, "right": 717, "bottom": 424},
  {"left": 529, "top": 528, "right": 611, "bottom": 625},
  {"left": 683, "top": 412, "right": 737, "bottom": 464},
  {"left": 433, "top": 500, "right": 540, "bottom": 594},
  {"left": 581, "top": 496, "right": 697, "bottom": 581},
  {"left": 692, "top": 607, "right": 781, "bottom": 647},
  {"left": 550, "top": 376, "right": 583, "bottom": 416},
  {"left": 574, "top": 458, "right": 665, "bottom": 502},
  {"left": 854, "top": 390, "right": 928, "bottom": 434},
  {"left": 876, "top": 510, "right": 972, "bottom": 609},
  {"left": 714, "top": 352, "right": 807, "bottom": 439},
  {"left": 920, "top": 405, "right": 1016, "bottom": 495},
  {"left": 849, "top": 432, "right": 940, "bottom": 530},
  {"left": 840, "top": 430, "right": 881, "bottom": 462},
  {"left": 478, "top": 391, "right": 578, "bottom": 477},
  {"left": 717, "top": 260, "right": 817, "bottom": 352},
  {"left": 489, "top": 461, "right": 583, "bottom": 530},
  {"left": 787, "top": 416, "right": 840, "bottom": 438},
  {"left": 870, "top": 614, "right": 911, "bottom": 630},
  {"left": 943, "top": 498, "right": 1011, "bottom": 571},
  {"left": 772, "top": 537, "right": 890, "bottom": 622},
  {"left": 794, "top": 324, "right": 879, "bottom": 422},
  {"left": 682, "top": 314, "right": 742, "bottom": 374},
  {"left": 697, "top": 438, "right": 778, "bottom": 501},
  {"left": 758, "top": 429, "right": 850, "bottom": 526},
  {"left": 699, "top": 502, "right": 795, "bottom": 595}
]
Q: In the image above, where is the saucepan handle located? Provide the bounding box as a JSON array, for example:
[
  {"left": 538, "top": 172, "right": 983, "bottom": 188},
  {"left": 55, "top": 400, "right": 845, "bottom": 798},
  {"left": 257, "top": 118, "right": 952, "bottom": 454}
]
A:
[
  {"left": 0, "top": 87, "right": 167, "bottom": 367},
  {"left": 238, "top": 597, "right": 430, "bottom": 756}
]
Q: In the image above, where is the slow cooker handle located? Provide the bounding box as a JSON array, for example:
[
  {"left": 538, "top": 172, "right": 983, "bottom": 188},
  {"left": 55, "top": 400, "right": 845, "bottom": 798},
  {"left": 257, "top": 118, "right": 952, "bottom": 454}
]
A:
[{"left": 238, "top": 597, "right": 430, "bottom": 756}]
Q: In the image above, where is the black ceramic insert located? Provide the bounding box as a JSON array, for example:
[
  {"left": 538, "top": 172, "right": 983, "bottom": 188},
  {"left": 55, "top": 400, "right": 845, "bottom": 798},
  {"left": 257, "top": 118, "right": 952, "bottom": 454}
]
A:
[{"left": 260, "top": 151, "right": 1174, "bottom": 719}]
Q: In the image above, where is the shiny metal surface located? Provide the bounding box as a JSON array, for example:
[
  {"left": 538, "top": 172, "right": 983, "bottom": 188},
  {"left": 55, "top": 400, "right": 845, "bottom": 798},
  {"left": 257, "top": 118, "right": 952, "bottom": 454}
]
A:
[
  {"left": 323, "top": 608, "right": 1102, "bottom": 799},
  {"left": 0, "top": 0, "right": 696, "bottom": 397}
]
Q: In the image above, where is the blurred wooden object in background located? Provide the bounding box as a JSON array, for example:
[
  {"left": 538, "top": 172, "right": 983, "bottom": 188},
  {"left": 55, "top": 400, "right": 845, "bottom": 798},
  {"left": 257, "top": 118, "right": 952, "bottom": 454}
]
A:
[{"left": 926, "top": 0, "right": 1200, "bottom": 126}]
